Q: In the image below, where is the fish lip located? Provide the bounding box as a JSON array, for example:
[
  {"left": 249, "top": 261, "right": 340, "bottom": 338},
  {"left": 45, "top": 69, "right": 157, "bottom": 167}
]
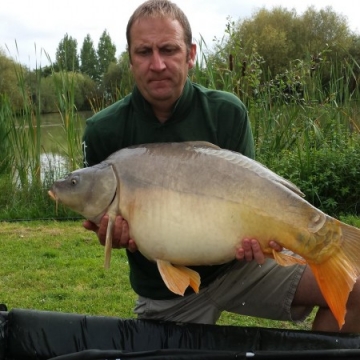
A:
[{"left": 48, "top": 190, "right": 57, "bottom": 201}]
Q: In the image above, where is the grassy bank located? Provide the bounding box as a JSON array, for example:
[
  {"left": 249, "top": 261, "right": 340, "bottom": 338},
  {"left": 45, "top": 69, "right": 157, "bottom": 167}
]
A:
[
  {"left": 1, "top": 44, "right": 360, "bottom": 331},
  {"left": 2, "top": 218, "right": 360, "bottom": 329},
  {"left": 0, "top": 221, "right": 135, "bottom": 319},
  {"left": 0, "top": 220, "right": 309, "bottom": 329}
]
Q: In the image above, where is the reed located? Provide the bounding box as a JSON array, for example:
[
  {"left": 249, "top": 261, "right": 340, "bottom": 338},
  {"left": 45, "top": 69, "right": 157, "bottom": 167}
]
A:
[
  {"left": 191, "top": 41, "right": 360, "bottom": 215},
  {"left": 0, "top": 41, "right": 359, "bottom": 219},
  {"left": 5, "top": 63, "right": 42, "bottom": 188},
  {"left": 52, "top": 70, "right": 83, "bottom": 171},
  {"left": 0, "top": 95, "right": 12, "bottom": 175},
  {"left": 0, "top": 58, "right": 84, "bottom": 220}
]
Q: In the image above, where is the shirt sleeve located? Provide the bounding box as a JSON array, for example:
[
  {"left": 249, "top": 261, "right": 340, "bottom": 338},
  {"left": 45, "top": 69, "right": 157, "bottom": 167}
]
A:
[
  {"left": 232, "top": 105, "right": 255, "bottom": 159},
  {"left": 216, "top": 92, "right": 255, "bottom": 159}
]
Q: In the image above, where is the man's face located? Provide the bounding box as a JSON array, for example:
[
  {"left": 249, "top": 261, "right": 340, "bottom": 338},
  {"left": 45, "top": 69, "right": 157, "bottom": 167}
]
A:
[{"left": 129, "top": 16, "right": 196, "bottom": 107}]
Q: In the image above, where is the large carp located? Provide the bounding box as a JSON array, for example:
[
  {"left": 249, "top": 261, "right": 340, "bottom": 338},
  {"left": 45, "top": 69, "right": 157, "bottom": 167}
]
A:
[{"left": 49, "top": 141, "right": 360, "bottom": 329}]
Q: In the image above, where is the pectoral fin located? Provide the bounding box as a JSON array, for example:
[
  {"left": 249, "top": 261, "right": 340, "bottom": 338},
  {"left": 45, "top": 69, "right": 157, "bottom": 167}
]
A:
[
  {"left": 104, "top": 213, "right": 117, "bottom": 269},
  {"left": 157, "top": 260, "right": 201, "bottom": 296},
  {"left": 174, "top": 265, "right": 201, "bottom": 293},
  {"left": 273, "top": 250, "right": 306, "bottom": 266},
  {"left": 104, "top": 199, "right": 119, "bottom": 269}
]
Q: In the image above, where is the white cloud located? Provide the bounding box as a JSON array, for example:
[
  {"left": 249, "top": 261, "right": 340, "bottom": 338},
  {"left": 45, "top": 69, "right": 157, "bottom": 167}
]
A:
[{"left": 1, "top": 0, "right": 359, "bottom": 69}]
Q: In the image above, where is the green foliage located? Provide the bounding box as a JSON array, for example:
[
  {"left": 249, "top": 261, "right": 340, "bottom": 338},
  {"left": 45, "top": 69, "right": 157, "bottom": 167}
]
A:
[
  {"left": 101, "top": 51, "right": 134, "bottom": 102},
  {"left": 0, "top": 61, "right": 87, "bottom": 209},
  {"left": 102, "top": 62, "right": 122, "bottom": 101},
  {"left": 51, "top": 71, "right": 86, "bottom": 170},
  {"left": 39, "top": 76, "right": 58, "bottom": 112},
  {"left": 0, "top": 95, "right": 11, "bottom": 174},
  {"left": 262, "top": 138, "right": 360, "bottom": 216},
  {"left": 56, "top": 33, "right": 80, "bottom": 72},
  {"left": 6, "top": 62, "right": 43, "bottom": 189},
  {"left": 236, "top": 7, "right": 299, "bottom": 75},
  {"left": 80, "top": 34, "right": 99, "bottom": 80},
  {"left": 301, "top": 6, "right": 351, "bottom": 52},
  {"left": 254, "top": 90, "right": 360, "bottom": 216},
  {"left": 193, "top": 22, "right": 265, "bottom": 108},
  {"left": 0, "top": 49, "right": 25, "bottom": 112},
  {"left": 225, "top": 5, "right": 357, "bottom": 82},
  {"left": 211, "top": 38, "right": 360, "bottom": 217},
  {"left": 1, "top": 7, "right": 360, "bottom": 220},
  {"left": 51, "top": 71, "right": 97, "bottom": 112},
  {"left": 97, "top": 30, "right": 117, "bottom": 76},
  {"left": 0, "top": 175, "right": 77, "bottom": 220}
]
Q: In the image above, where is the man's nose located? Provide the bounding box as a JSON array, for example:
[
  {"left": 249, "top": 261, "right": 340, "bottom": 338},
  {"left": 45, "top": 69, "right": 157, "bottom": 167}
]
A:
[{"left": 150, "top": 51, "right": 166, "bottom": 71}]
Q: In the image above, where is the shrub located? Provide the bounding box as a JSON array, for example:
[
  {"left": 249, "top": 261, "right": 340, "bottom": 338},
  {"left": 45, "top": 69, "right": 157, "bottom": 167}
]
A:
[{"left": 263, "top": 139, "right": 360, "bottom": 216}]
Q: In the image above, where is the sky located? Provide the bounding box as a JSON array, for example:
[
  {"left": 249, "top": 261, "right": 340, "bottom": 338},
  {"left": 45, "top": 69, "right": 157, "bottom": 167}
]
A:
[{"left": 1, "top": 0, "right": 359, "bottom": 70}]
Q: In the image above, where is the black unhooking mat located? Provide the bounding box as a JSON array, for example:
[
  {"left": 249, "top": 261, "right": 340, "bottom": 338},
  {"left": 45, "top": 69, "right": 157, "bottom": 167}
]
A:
[{"left": 1, "top": 308, "right": 360, "bottom": 360}]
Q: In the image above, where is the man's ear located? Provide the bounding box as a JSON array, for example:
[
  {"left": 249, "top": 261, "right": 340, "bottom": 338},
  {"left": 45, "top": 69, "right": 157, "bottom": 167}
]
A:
[{"left": 188, "top": 43, "right": 197, "bottom": 69}]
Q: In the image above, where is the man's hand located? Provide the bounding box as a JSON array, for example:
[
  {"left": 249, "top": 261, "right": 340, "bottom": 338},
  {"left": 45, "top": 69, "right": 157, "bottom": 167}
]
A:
[
  {"left": 83, "top": 215, "right": 137, "bottom": 252},
  {"left": 236, "top": 238, "right": 282, "bottom": 265}
]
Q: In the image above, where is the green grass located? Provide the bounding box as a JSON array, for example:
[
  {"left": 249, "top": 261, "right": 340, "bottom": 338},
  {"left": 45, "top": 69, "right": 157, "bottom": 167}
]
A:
[
  {"left": 0, "top": 221, "right": 136, "bottom": 318},
  {"left": 0, "top": 220, "right": 324, "bottom": 330}
]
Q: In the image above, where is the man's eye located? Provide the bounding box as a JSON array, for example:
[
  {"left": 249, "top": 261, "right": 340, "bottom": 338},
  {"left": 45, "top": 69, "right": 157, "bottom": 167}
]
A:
[
  {"left": 162, "top": 48, "right": 176, "bottom": 55},
  {"left": 137, "top": 49, "right": 151, "bottom": 56}
]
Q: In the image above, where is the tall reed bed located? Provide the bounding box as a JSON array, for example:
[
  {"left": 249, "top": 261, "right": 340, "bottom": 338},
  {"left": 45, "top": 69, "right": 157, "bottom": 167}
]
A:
[
  {"left": 52, "top": 71, "right": 84, "bottom": 171},
  {"left": 0, "top": 64, "right": 84, "bottom": 220},
  {"left": 253, "top": 57, "right": 360, "bottom": 215},
  {"left": 0, "top": 43, "right": 359, "bottom": 219},
  {"left": 192, "top": 43, "right": 360, "bottom": 215}
]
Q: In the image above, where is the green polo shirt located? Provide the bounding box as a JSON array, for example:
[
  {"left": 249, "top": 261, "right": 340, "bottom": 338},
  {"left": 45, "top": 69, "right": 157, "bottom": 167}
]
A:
[{"left": 82, "top": 78, "right": 255, "bottom": 299}]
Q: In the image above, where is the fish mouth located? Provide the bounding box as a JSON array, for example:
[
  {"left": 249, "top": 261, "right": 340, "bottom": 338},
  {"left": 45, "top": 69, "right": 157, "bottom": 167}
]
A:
[{"left": 48, "top": 190, "right": 57, "bottom": 201}]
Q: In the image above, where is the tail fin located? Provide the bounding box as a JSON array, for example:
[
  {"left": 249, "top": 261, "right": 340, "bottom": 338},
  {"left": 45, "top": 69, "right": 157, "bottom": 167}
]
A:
[{"left": 309, "top": 222, "right": 360, "bottom": 329}]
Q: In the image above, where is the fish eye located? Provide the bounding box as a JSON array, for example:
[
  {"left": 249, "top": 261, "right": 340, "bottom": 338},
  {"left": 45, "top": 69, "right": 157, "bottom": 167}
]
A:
[{"left": 70, "top": 176, "right": 79, "bottom": 186}]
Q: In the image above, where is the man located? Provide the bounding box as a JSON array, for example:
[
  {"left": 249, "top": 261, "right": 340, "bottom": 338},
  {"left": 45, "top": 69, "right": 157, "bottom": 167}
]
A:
[{"left": 83, "top": 0, "right": 360, "bottom": 332}]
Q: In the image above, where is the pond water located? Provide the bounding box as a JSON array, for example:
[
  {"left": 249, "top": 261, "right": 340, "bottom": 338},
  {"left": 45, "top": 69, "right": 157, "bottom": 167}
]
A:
[
  {"left": 40, "top": 111, "right": 92, "bottom": 155},
  {"left": 25, "top": 111, "right": 93, "bottom": 184}
]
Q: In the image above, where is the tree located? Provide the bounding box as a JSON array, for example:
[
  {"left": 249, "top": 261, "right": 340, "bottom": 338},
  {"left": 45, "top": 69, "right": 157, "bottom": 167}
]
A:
[
  {"left": 0, "top": 49, "right": 24, "bottom": 111},
  {"left": 230, "top": 7, "right": 301, "bottom": 77},
  {"left": 346, "top": 34, "right": 360, "bottom": 93},
  {"left": 301, "top": 6, "right": 351, "bottom": 56},
  {"left": 80, "top": 34, "right": 99, "bottom": 80},
  {"left": 97, "top": 30, "right": 116, "bottom": 77},
  {"left": 56, "top": 33, "right": 80, "bottom": 72},
  {"left": 102, "top": 62, "right": 121, "bottom": 101},
  {"left": 116, "top": 51, "right": 134, "bottom": 96},
  {"left": 223, "top": 6, "right": 354, "bottom": 80}
]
